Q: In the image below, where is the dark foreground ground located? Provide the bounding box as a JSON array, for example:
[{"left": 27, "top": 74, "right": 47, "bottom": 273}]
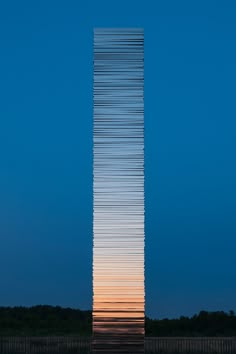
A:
[{"left": 1, "top": 336, "right": 236, "bottom": 354}]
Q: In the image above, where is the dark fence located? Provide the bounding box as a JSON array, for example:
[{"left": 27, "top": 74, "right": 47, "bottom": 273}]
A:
[
  {"left": 145, "top": 337, "right": 236, "bottom": 353},
  {"left": 0, "top": 336, "right": 91, "bottom": 354},
  {"left": 1, "top": 336, "right": 236, "bottom": 353}
]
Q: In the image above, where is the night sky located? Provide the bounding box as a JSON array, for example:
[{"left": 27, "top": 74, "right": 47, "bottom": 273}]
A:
[{"left": 0, "top": 1, "right": 236, "bottom": 319}]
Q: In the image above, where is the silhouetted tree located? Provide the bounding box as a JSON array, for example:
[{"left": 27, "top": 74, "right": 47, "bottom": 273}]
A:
[{"left": 0, "top": 306, "right": 235, "bottom": 336}]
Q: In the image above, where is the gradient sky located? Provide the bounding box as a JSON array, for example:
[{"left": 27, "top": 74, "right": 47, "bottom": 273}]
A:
[{"left": 0, "top": 0, "right": 236, "bottom": 319}]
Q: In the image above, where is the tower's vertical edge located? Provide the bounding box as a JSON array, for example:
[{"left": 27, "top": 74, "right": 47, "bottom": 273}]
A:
[{"left": 93, "top": 28, "right": 145, "bottom": 354}]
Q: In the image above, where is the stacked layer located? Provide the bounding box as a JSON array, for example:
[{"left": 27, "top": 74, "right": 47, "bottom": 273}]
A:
[{"left": 93, "top": 28, "right": 145, "bottom": 354}]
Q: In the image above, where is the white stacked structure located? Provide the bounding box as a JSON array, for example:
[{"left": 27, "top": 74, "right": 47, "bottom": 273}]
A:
[{"left": 93, "top": 28, "right": 145, "bottom": 354}]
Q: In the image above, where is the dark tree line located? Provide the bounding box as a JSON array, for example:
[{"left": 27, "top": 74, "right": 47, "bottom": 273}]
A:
[
  {"left": 0, "top": 306, "right": 235, "bottom": 336},
  {"left": 145, "top": 310, "right": 236, "bottom": 336},
  {"left": 0, "top": 306, "right": 91, "bottom": 336}
]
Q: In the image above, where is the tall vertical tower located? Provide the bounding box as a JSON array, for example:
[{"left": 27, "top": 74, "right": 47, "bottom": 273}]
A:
[{"left": 93, "top": 28, "right": 144, "bottom": 354}]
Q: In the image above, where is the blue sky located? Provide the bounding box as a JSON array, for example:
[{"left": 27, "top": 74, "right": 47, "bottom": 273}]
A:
[{"left": 0, "top": 0, "right": 236, "bottom": 319}]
